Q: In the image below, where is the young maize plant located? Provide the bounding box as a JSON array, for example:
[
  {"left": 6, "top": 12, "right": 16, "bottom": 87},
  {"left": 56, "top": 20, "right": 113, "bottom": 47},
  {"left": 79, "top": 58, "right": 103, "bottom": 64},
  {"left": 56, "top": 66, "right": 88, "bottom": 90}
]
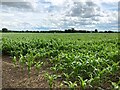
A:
[
  {"left": 78, "top": 76, "right": 87, "bottom": 90},
  {"left": 63, "top": 81, "right": 77, "bottom": 90},
  {"left": 19, "top": 54, "right": 26, "bottom": 70},
  {"left": 25, "top": 53, "right": 35, "bottom": 77},
  {"left": 34, "top": 61, "right": 43, "bottom": 75},
  {"left": 44, "top": 72, "right": 57, "bottom": 88}
]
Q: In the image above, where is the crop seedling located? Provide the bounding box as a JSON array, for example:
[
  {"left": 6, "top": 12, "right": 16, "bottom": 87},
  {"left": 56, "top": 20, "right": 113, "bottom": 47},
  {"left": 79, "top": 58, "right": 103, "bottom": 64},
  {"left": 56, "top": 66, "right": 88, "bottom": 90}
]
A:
[
  {"left": 25, "top": 53, "right": 35, "bottom": 77},
  {"left": 78, "top": 76, "right": 87, "bottom": 90},
  {"left": 44, "top": 72, "right": 57, "bottom": 88},
  {"left": 111, "top": 80, "right": 120, "bottom": 90},
  {"left": 63, "top": 81, "right": 77, "bottom": 90},
  {"left": 35, "top": 61, "right": 43, "bottom": 75},
  {"left": 19, "top": 54, "right": 25, "bottom": 70}
]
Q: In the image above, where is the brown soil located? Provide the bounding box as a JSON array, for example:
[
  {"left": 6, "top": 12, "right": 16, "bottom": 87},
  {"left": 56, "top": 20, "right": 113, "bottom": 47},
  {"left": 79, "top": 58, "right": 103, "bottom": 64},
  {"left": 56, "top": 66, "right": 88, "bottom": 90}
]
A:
[{"left": 2, "top": 55, "right": 50, "bottom": 88}]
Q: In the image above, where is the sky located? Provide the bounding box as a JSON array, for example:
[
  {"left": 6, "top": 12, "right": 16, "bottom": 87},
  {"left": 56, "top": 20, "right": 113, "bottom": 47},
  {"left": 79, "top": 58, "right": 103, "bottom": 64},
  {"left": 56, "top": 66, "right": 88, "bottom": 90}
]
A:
[{"left": 0, "top": 0, "right": 119, "bottom": 31}]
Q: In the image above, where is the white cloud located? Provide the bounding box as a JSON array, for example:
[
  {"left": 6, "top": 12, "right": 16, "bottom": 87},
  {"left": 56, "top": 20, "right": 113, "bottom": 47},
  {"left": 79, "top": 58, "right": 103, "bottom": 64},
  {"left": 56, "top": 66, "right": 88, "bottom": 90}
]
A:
[
  {"left": 45, "top": 0, "right": 66, "bottom": 5},
  {"left": 0, "top": 0, "right": 39, "bottom": 11},
  {"left": 0, "top": 0, "right": 118, "bottom": 31}
]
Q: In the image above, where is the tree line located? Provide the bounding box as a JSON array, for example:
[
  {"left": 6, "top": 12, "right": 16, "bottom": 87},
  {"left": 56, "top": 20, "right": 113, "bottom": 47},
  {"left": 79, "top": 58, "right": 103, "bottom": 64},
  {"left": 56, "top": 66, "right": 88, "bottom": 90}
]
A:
[{"left": 1, "top": 28, "right": 117, "bottom": 33}]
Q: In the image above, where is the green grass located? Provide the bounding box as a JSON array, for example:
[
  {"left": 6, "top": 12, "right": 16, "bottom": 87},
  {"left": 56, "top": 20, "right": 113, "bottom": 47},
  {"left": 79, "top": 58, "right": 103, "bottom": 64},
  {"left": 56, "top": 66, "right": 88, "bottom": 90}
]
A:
[{"left": 2, "top": 33, "right": 120, "bottom": 89}]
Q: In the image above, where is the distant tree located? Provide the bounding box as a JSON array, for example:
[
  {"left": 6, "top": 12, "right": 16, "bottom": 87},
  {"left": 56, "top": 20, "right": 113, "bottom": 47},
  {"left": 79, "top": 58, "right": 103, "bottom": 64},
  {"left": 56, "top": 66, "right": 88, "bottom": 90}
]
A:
[
  {"left": 95, "top": 29, "right": 98, "bottom": 33},
  {"left": 65, "top": 29, "right": 68, "bottom": 33},
  {"left": 108, "top": 31, "right": 113, "bottom": 33},
  {"left": 99, "top": 31, "right": 103, "bottom": 33},
  {"left": 2, "top": 28, "right": 8, "bottom": 32},
  {"left": 71, "top": 28, "right": 75, "bottom": 31},
  {"left": 104, "top": 31, "right": 108, "bottom": 33},
  {"left": 26, "top": 30, "right": 29, "bottom": 32}
]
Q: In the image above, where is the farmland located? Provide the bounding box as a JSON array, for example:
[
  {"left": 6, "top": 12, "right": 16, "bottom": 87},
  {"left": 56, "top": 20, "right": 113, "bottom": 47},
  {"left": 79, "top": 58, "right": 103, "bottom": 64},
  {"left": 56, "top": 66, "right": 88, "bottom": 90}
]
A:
[{"left": 2, "top": 33, "right": 120, "bottom": 89}]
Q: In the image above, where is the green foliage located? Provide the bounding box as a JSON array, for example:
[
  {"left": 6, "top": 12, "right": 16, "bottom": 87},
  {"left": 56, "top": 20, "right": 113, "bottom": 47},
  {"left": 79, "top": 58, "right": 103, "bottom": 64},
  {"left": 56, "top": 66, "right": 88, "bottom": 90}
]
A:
[
  {"left": 2, "top": 33, "right": 119, "bottom": 89},
  {"left": 111, "top": 81, "right": 120, "bottom": 90},
  {"left": 78, "top": 76, "right": 87, "bottom": 90},
  {"left": 63, "top": 81, "right": 77, "bottom": 89},
  {"left": 44, "top": 72, "right": 57, "bottom": 88},
  {"left": 19, "top": 54, "right": 25, "bottom": 69},
  {"left": 35, "top": 61, "right": 43, "bottom": 75}
]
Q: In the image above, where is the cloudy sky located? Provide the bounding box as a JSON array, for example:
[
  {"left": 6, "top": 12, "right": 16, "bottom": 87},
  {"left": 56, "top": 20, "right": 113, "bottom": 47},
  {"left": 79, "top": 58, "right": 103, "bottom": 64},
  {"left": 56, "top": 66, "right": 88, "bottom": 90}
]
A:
[{"left": 0, "top": 0, "right": 119, "bottom": 31}]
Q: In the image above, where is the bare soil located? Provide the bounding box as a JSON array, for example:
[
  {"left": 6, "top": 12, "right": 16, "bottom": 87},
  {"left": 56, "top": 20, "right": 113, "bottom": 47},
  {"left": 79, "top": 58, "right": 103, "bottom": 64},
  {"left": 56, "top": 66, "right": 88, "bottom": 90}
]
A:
[{"left": 2, "top": 55, "right": 50, "bottom": 88}]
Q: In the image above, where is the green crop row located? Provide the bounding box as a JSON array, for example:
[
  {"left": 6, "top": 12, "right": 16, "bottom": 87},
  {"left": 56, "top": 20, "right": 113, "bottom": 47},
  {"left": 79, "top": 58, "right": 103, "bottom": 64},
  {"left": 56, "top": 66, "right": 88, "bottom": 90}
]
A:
[{"left": 2, "top": 33, "right": 120, "bottom": 89}]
